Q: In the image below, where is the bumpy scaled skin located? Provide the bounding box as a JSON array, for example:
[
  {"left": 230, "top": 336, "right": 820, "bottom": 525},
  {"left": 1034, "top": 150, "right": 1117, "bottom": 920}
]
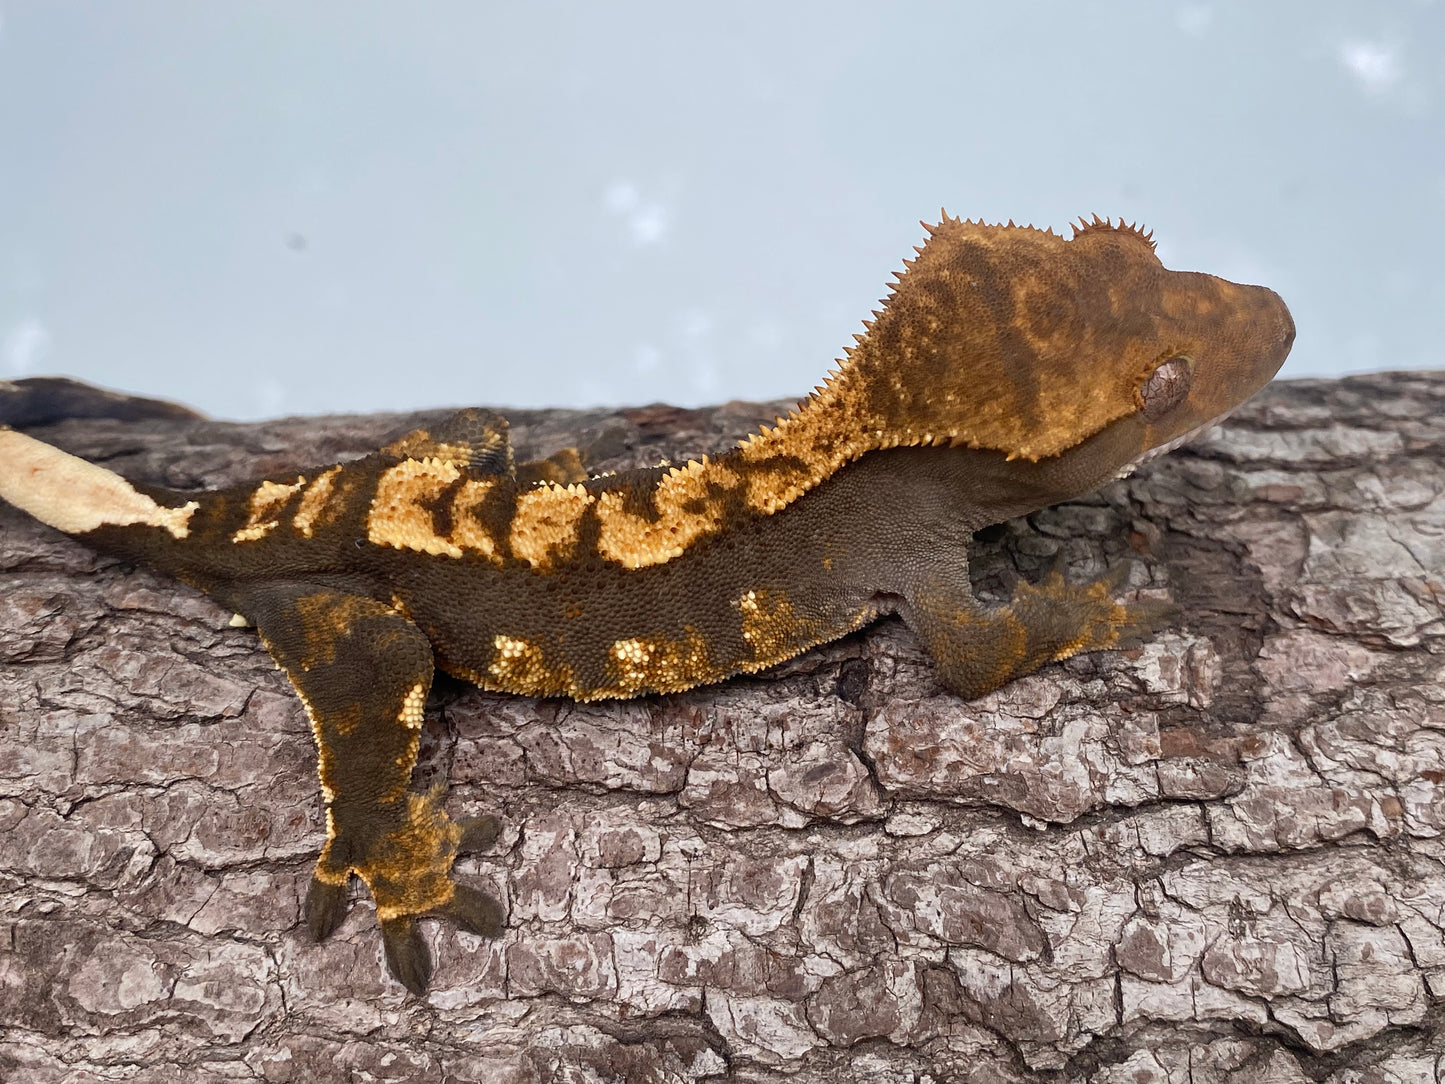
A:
[{"left": 0, "top": 216, "right": 1295, "bottom": 994}]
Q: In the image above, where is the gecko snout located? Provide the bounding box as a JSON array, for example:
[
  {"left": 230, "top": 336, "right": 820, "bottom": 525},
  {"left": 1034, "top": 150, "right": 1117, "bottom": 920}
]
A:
[
  {"left": 1250, "top": 285, "right": 1296, "bottom": 371},
  {"left": 1277, "top": 295, "right": 1296, "bottom": 354}
]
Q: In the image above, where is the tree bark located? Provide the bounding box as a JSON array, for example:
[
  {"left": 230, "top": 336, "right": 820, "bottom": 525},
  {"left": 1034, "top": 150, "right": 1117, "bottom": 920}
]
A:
[{"left": 1, "top": 372, "right": 1442, "bottom": 1083}]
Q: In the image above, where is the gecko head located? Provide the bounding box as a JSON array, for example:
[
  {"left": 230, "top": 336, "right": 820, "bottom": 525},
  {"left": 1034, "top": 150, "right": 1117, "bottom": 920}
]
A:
[
  {"left": 830, "top": 214, "right": 1295, "bottom": 466},
  {"left": 1069, "top": 219, "right": 1295, "bottom": 470}
]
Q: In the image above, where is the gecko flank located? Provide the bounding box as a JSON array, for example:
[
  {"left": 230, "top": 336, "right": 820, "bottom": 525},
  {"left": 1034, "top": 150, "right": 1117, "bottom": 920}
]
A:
[{"left": 0, "top": 215, "right": 1295, "bottom": 993}]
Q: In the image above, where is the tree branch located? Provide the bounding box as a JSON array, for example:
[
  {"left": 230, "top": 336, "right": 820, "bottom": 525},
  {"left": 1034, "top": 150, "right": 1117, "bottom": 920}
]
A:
[{"left": 1, "top": 373, "right": 1442, "bottom": 1082}]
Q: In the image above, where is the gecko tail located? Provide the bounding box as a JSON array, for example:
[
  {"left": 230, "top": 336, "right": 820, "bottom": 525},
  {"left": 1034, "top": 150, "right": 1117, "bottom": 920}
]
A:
[{"left": 0, "top": 428, "right": 199, "bottom": 541}]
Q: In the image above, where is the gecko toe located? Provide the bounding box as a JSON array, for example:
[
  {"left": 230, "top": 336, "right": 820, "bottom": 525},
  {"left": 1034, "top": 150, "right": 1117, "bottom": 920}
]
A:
[
  {"left": 380, "top": 916, "right": 433, "bottom": 996},
  {"left": 1100, "top": 562, "right": 1176, "bottom": 638},
  {"left": 304, "top": 876, "right": 351, "bottom": 942},
  {"left": 1117, "top": 594, "right": 1179, "bottom": 644},
  {"left": 1101, "top": 559, "right": 1133, "bottom": 594},
  {"left": 435, "top": 884, "right": 505, "bottom": 938},
  {"left": 457, "top": 814, "right": 503, "bottom": 853}
]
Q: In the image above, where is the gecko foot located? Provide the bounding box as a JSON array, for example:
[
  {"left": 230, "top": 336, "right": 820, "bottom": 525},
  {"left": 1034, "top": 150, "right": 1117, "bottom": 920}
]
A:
[
  {"left": 302, "top": 795, "right": 507, "bottom": 994},
  {"left": 905, "top": 559, "right": 1176, "bottom": 699}
]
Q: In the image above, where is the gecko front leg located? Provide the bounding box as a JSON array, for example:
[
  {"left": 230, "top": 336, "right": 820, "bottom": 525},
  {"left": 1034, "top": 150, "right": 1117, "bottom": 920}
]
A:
[{"left": 900, "top": 562, "right": 1170, "bottom": 700}]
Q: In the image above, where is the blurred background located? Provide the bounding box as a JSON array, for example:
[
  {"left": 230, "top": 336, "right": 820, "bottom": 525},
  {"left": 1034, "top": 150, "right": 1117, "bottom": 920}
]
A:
[{"left": 1, "top": 1, "right": 1441, "bottom": 421}]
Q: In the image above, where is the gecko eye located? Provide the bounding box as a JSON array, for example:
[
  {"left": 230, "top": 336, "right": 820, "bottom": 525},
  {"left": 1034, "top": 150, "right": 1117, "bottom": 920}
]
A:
[{"left": 1139, "top": 356, "right": 1193, "bottom": 419}]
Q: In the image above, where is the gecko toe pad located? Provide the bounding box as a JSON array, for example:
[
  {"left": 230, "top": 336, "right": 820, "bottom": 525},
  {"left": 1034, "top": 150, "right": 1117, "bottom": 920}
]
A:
[
  {"left": 380, "top": 915, "right": 432, "bottom": 997},
  {"left": 304, "top": 875, "right": 352, "bottom": 943},
  {"left": 457, "top": 814, "right": 503, "bottom": 853},
  {"left": 434, "top": 883, "right": 506, "bottom": 938}
]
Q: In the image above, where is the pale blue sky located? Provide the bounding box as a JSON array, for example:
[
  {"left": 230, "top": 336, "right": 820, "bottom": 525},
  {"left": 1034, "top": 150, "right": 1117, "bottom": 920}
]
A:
[{"left": 1, "top": 1, "right": 1441, "bottom": 420}]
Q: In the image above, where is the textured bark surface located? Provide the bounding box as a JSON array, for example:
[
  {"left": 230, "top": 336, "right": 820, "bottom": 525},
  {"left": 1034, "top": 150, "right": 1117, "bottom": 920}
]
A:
[{"left": 1, "top": 372, "right": 1442, "bottom": 1083}]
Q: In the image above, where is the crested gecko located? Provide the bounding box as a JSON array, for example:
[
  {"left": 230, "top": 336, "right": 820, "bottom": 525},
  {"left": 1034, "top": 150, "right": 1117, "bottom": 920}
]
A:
[{"left": 0, "top": 215, "right": 1295, "bottom": 993}]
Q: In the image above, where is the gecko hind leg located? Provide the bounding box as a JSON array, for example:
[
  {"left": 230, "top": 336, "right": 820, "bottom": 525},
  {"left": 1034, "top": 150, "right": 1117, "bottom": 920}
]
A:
[
  {"left": 239, "top": 582, "right": 505, "bottom": 995},
  {"left": 902, "top": 560, "right": 1172, "bottom": 700}
]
